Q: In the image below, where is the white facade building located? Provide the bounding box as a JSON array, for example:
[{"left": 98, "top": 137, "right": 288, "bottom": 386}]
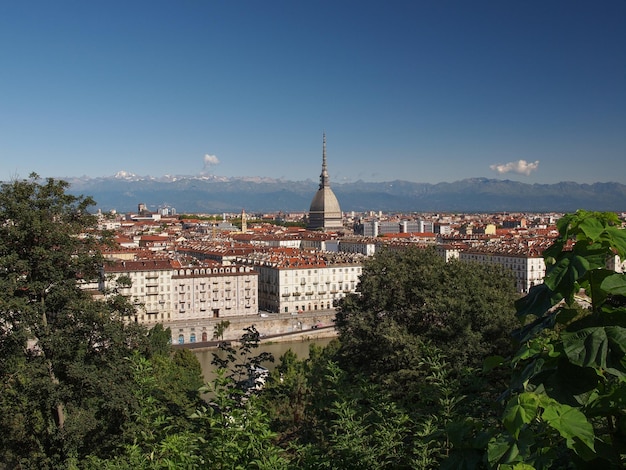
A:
[
  {"left": 103, "top": 260, "right": 258, "bottom": 325},
  {"left": 339, "top": 238, "right": 377, "bottom": 257},
  {"left": 240, "top": 250, "right": 363, "bottom": 314},
  {"left": 171, "top": 265, "right": 258, "bottom": 319},
  {"left": 103, "top": 260, "right": 177, "bottom": 324},
  {"left": 257, "top": 262, "right": 362, "bottom": 314},
  {"left": 459, "top": 249, "right": 545, "bottom": 293}
]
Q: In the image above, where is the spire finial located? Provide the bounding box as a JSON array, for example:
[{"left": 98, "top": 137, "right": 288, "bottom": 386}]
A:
[
  {"left": 320, "top": 131, "right": 329, "bottom": 189},
  {"left": 323, "top": 131, "right": 327, "bottom": 167}
]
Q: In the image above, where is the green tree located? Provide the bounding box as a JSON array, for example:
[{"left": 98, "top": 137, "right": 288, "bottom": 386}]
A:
[
  {"left": 261, "top": 348, "right": 312, "bottom": 438},
  {"left": 191, "top": 371, "right": 288, "bottom": 470},
  {"left": 293, "top": 361, "right": 419, "bottom": 470},
  {"left": 262, "top": 341, "right": 454, "bottom": 469},
  {"left": 481, "top": 211, "right": 626, "bottom": 469},
  {"left": 331, "top": 246, "right": 520, "bottom": 468},
  {"left": 192, "top": 326, "right": 285, "bottom": 469},
  {"left": 335, "top": 246, "right": 519, "bottom": 382},
  {"left": 84, "top": 352, "right": 205, "bottom": 470},
  {"left": 0, "top": 174, "right": 148, "bottom": 467},
  {"left": 210, "top": 325, "right": 273, "bottom": 404},
  {"left": 212, "top": 320, "right": 231, "bottom": 341}
]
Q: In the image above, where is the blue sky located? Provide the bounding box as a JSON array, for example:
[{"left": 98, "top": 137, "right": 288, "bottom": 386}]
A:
[{"left": 1, "top": 1, "right": 624, "bottom": 185}]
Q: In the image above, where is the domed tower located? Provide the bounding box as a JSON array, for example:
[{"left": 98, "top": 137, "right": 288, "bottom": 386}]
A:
[{"left": 308, "top": 133, "right": 343, "bottom": 231}]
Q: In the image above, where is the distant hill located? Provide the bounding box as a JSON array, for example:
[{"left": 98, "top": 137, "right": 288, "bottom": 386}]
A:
[{"left": 64, "top": 174, "right": 626, "bottom": 214}]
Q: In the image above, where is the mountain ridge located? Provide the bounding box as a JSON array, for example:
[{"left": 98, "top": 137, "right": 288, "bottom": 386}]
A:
[{"left": 61, "top": 174, "right": 626, "bottom": 214}]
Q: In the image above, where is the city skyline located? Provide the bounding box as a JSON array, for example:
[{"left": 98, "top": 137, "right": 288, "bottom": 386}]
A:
[{"left": 1, "top": 1, "right": 624, "bottom": 185}]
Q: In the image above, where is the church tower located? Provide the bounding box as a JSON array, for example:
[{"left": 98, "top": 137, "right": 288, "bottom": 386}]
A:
[
  {"left": 241, "top": 208, "right": 247, "bottom": 233},
  {"left": 307, "top": 133, "right": 343, "bottom": 231}
]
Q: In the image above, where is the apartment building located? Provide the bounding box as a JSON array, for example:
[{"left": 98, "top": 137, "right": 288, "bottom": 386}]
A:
[
  {"left": 339, "top": 237, "right": 377, "bottom": 256},
  {"left": 239, "top": 249, "right": 363, "bottom": 314},
  {"left": 103, "top": 259, "right": 179, "bottom": 324},
  {"left": 459, "top": 246, "right": 546, "bottom": 293},
  {"left": 171, "top": 264, "right": 258, "bottom": 319},
  {"left": 103, "top": 259, "right": 258, "bottom": 325}
]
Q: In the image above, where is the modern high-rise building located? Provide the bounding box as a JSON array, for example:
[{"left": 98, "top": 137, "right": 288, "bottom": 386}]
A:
[{"left": 308, "top": 133, "right": 343, "bottom": 231}]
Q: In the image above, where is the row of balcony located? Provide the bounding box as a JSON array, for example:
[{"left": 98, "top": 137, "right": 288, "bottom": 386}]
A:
[{"left": 281, "top": 289, "right": 350, "bottom": 297}]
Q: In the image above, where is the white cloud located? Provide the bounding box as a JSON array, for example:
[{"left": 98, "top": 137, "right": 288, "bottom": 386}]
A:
[
  {"left": 490, "top": 159, "right": 539, "bottom": 176},
  {"left": 203, "top": 154, "right": 220, "bottom": 168}
]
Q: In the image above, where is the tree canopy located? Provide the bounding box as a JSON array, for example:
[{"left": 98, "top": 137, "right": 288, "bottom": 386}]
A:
[
  {"left": 0, "top": 175, "right": 204, "bottom": 468},
  {"left": 335, "top": 246, "right": 520, "bottom": 378}
]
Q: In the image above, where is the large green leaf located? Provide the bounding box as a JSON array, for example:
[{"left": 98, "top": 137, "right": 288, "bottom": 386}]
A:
[
  {"left": 555, "top": 307, "right": 581, "bottom": 325},
  {"left": 544, "top": 256, "right": 573, "bottom": 290},
  {"left": 601, "top": 226, "right": 626, "bottom": 259},
  {"left": 573, "top": 242, "right": 615, "bottom": 271},
  {"left": 543, "top": 239, "right": 564, "bottom": 265},
  {"left": 503, "top": 393, "right": 539, "bottom": 438},
  {"left": 583, "top": 268, "right": 618, "bottom": 309},
  {"left": 515, "top": 283, "right": 557, "bottom": 320},
  {"left": 509, "top": 358, "right": 552, "bottom": 394},
  {"left": 541, "top": 401, "right": 595, "bottom": 452},
  {"left": 601, "top": 273, "right": 626, "bottom": 296},
  {"left": 562, "top": 326, "right": 626, "bottom": 375},
  {"left": 487, "top": 435, "right": 522, "bottom": 467},
  {"left": 483, "top": 355, "right": 505, "bottom": 373},
  {"left": 541, "top": 360, "right": 599, "bottom": 406},
  {"left": 577, "top": 216, "right": 606, "bottom": 242},
  {"left": 545, "top": 254, "right": 589, "bottom": 302},
  {"left": 512, "top": 312, "right": 558, "bottom": 344}
]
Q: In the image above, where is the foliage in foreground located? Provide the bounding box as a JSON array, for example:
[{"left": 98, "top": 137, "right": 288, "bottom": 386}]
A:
[
  {"left": 86, "top": 326, "right": 286, "bottom": 470},
  {"left": 0, "top": 176, "right": 204, "bottom": 469},
  {"left": 0, "top": 175, "right": 145, "bottom": 468},
  {"left": 474, "top": 210, "right": 626, "bottom": 469}
]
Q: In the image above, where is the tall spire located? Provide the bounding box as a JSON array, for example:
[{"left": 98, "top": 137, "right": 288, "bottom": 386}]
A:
[
  {"left": 319, "top": 131, "right": 329, "bottom": 189},
  {"left": 308, "top": 131, "right": 343, "bottom": 231}
]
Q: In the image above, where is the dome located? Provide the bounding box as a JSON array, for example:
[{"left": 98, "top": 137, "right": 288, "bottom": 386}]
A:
[
  {"left": 307, "top": 133, "right": 343, "bottom": 231},
  {"left": 309, "top": 186, "right": 341, "bottom": 215}
]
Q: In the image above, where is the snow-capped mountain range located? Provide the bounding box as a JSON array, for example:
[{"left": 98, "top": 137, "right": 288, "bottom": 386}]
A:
[{"left": 57, "top": 172, "right": 626, "bottom": 214}]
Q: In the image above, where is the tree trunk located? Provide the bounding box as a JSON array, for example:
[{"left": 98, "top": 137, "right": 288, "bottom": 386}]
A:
[{"left": 42, "top": 302, "right": 66, "bottom": 430}]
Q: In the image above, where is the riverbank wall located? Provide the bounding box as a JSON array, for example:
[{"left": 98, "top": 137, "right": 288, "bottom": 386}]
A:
[{"left": 167, "top": 309, "right": 338, "bottom": 347}]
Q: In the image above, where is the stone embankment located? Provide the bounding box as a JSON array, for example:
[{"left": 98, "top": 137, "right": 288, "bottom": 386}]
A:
[{"left": 170, "top": 309, "right": 338, "bottom": 350}]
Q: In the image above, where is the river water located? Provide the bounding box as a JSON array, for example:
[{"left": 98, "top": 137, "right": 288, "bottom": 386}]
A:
[{"left": 194, "top": 337, "right": 335, "bottom": 382}]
